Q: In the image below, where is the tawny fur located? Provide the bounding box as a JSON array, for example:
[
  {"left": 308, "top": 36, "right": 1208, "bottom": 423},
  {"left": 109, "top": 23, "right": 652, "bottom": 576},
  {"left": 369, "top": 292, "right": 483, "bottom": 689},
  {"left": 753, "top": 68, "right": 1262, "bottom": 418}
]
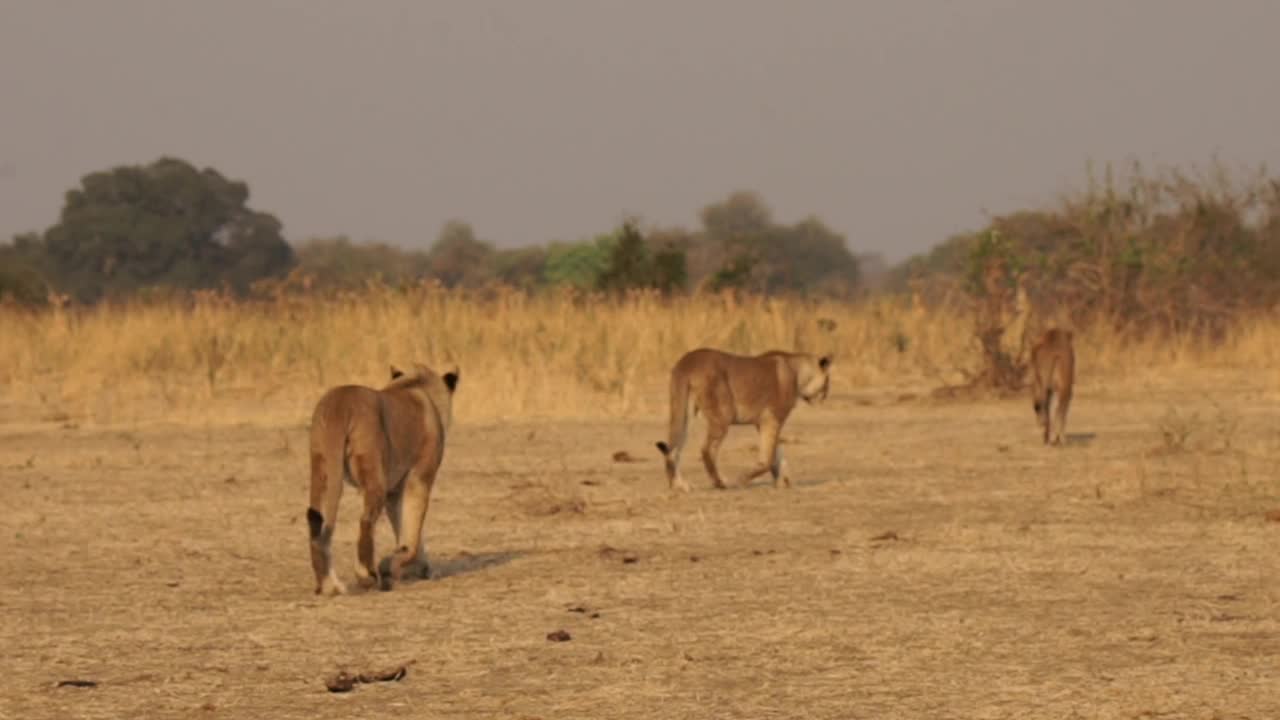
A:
[
  {"left": 1029, "top": 328, "right": 1075, "bottom": 446},
  {"left": 306, "top": 362, "right": 459, "bottom": 595},
  {"left": 654, "top": 348, "right": 832, "bottom": 492}
]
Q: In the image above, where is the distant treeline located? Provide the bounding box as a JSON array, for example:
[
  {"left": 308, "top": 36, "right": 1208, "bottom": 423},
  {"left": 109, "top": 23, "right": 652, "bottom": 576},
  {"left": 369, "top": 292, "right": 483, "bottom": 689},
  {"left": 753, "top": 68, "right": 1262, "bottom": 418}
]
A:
[
  {"left": 4, "top": 156, "right": 1280, "bottom": 337},
  {"left": 0, "top": 157, "right": 867, "bottom": 306}
]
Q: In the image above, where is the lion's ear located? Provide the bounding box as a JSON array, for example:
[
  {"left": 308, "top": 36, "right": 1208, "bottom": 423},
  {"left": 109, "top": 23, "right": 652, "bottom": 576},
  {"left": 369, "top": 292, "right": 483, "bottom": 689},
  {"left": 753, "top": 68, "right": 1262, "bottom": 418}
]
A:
[
  {"left": 818, "top": 355, "right": 831, "bottom": 371},
  {"left": 390, "top": 365, "right": 404, "bottom": 380},
  {"left": 443, "top": 370, "right": 460, "bottom": 393}
]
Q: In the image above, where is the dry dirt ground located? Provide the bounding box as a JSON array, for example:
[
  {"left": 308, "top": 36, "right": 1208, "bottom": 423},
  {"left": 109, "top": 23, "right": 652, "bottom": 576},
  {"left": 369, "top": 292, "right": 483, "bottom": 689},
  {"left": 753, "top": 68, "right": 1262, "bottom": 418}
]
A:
[{"left": 3, "top": 372, "right": 1280, "bottom": 719}]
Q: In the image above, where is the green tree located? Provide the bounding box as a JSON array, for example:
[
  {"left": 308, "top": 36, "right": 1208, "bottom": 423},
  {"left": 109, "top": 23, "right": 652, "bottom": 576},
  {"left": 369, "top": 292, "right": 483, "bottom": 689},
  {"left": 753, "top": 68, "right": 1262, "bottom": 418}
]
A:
[
  {"left": 650, "top": 240, "right": 689, "bottom": 293},
  {"left": 492, "top": 246, "right": 548, "bottom": 290},
  {"left": 0, "top": 234, "right": 49, "bottom": 306},
  {"left": 426, "top": 221, "right": 495, "bottom": 288},
  {"left": 36, "top": 157, "right": 294, "bottom": 302},
  {"left": 769, "top": 216, "right": 861, "bottom": 294},
  {"left": 698, "top": 192, "right": 859, "bottom": 295},
  {"left": 596, "top": 221, "right": 650, "bottom": 292},
  {"left": 597, "top": 220, "right": 687, "bottom": 294},
  {"left": 700, "top": 190, "right": 773, "bottom": 244},
  {"left": 294, "top": 236, "right": 432, "bottom": 289},
  {"left": 543, "top": 234, "right": 617, "bottom": 289}
]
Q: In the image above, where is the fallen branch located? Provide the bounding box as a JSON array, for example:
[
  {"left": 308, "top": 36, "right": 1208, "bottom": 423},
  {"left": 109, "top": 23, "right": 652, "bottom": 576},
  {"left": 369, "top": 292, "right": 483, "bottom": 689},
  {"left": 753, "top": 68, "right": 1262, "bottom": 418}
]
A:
[{"left": 324, "top": 660, "right": 415, "bottom": 693}]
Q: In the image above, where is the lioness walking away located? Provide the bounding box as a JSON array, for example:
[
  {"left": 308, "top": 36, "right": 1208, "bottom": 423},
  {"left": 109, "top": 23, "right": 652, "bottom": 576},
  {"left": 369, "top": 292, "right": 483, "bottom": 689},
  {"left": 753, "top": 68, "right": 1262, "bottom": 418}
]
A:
[
  {"left": 1029, "top": 328, "right": 1074, "bottom": 445},
  {"left": 306, "top": 362, "right": 459, "bottom": 595},
  {"left": 655, "top": 348, "right": 831, "bottom": 492}
]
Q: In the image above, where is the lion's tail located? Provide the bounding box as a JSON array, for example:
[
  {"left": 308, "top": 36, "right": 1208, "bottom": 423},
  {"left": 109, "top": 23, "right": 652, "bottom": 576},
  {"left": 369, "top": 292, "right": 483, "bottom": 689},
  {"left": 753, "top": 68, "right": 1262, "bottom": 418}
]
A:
[
  {"left": 306, "top": 419, "right": 346, "bottom": 542},
  {"left": 655, "top": 372, "right": 691, "bottom": 459}
]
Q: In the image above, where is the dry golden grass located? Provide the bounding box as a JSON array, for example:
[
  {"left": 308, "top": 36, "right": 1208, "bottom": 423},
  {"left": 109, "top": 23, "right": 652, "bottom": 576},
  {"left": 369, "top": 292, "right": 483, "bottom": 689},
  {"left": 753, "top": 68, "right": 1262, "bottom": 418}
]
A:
[
  {"left": 3, "top": 291, "right": 1280, "bottom": 718},
  {"left": 4, "top": 286, "right": 1280, "bottom": 428}
]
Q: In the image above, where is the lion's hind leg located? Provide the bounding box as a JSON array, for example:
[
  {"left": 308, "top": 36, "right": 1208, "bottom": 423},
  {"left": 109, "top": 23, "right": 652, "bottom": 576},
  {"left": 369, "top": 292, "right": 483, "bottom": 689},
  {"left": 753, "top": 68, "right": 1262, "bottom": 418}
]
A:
[
  {"left": 698, "top": 403, "right": 732, "bottom": 490},
  {"left": 696, "top": 380, "right": 736, "bottom": 490},
  {"left": 1039, "top": 388, "right": 1055, "bottom": 445},
  {"left": 379, "top": 468, "right": 435, "bottom": 591},
  {"left": 387, "top": 490, "right": 431, "bottom": 580},
  {"left": 307, "top": 507, "right": 348, "bottom": 596},
  {"left": 1051, "top": 378, "right": 1073, "bottom": 447},
  {"left": 350, "top": 452, "right": 388, "bottom": 590}
]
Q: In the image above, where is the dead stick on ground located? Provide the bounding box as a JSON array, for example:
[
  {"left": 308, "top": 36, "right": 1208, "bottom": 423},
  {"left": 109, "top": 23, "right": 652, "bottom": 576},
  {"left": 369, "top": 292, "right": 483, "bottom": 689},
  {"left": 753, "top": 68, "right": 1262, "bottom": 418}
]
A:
[{"left": 325, "top": 659, "right": 416, "bottom": 693}]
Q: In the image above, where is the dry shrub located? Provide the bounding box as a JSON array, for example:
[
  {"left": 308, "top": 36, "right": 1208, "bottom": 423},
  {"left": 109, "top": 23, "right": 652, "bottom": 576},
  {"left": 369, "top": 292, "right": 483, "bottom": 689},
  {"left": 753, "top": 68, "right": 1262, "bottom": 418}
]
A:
[{"left": 1, "top": 282, "right": 1278, "bottom": 426}]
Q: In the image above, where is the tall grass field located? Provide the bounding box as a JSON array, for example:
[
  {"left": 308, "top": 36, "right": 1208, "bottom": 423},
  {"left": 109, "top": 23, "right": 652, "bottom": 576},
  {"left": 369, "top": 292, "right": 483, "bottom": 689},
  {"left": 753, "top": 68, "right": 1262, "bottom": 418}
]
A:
[{"left": 3, "top": 285, "right": 1278, "bottom": 427}]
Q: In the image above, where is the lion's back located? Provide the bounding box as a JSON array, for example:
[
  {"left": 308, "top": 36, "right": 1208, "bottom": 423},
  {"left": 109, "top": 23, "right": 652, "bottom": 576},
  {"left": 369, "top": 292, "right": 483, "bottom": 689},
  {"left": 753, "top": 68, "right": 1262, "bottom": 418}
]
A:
[
  {"left": 727, "top": 352, "right": 791, "bottom": 415},
  {"left": 1031, "top": 329, "right": 1075, "bottom": 386},
  {"left": 309, "top": 385, "right": 380, "bottom": 447}
]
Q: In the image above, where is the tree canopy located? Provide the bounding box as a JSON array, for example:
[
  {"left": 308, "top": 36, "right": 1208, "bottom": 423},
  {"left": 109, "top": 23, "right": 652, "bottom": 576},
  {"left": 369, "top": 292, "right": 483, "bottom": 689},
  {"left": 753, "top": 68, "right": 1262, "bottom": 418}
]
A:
[
  {"left": 2, "top": 166, "right": 868, "bottom": 304},
  {"left": 699, "top": 192, "right": 861, "bottom": 295},
  {"left": 13, "top": 157, "right": 295, "bottom": 302}
]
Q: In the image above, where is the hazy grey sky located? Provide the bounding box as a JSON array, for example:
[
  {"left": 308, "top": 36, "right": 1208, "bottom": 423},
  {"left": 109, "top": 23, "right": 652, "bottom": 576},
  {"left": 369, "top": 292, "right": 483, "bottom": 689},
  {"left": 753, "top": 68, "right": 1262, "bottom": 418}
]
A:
[{"left": 3, "top": 0, "right": 1278, "bottom": 261}]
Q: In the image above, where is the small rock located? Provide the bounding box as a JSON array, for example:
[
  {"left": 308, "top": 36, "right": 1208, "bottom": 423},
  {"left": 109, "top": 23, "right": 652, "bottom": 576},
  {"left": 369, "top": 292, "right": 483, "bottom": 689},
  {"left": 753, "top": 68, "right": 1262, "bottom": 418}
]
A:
[{"left": 546, "top": 630, "right": 572, "bottom": 642}]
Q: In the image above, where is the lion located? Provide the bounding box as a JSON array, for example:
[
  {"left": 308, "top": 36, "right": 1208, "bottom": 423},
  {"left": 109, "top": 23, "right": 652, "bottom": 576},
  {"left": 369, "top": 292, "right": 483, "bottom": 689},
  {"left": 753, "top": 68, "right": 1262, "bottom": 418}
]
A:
[
  {"left": 1028, "top": 328, "right": 1074, "bottom": 446},
  {"left": 305, "top": 361, "right": 459, "bottom": 595},
  {"left": 654, "top": 348, "right": 832, "bottom": 492}
]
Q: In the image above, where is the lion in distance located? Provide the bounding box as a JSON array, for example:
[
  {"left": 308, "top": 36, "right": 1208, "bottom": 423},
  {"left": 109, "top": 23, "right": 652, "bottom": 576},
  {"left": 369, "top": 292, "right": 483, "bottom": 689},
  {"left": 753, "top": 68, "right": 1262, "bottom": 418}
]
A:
[
  {"left": 655, "top": 348, "right": 832, "bottom": 492},
  {"left": 1028, "top": 328, "right": 1075, "bottom": 446}
]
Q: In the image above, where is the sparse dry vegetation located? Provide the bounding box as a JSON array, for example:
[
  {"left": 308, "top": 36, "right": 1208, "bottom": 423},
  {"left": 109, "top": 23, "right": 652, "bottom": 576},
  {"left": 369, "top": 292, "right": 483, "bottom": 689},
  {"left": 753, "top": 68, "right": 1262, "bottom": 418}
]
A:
[{"left": 6, "top": 285, "right": 1280, "bottom": 429}]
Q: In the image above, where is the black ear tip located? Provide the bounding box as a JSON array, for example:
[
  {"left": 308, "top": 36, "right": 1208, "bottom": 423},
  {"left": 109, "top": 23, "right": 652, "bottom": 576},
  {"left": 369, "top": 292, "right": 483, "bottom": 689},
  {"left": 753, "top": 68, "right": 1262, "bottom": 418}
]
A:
[
  {"left": 390, "top": 365, "right": 404, "bottom": 380},
  {"left": 656, "top": 441, "right": 669, "bottom": 454},
  {"left": 443, "top": 371, "right": 459, "bottom": 392}
]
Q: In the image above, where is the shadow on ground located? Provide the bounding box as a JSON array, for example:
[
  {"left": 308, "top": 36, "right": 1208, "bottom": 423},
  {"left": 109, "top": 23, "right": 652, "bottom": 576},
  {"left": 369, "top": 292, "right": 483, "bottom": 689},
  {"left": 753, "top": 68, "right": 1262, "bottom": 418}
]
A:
[
  {"left": 721, "top": 475, "right": 834, "bottom": 491},
  {"left": 426, "top": 550, "right": 523, "bottom": 581},
  {"left": 1064, "top": 432, "right": 1097, "bottom": 447}
]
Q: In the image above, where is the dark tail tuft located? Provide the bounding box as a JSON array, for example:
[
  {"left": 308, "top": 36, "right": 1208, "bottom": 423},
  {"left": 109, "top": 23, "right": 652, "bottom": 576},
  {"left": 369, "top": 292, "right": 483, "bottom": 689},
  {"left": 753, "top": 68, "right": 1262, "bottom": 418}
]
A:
[
  {"left": 306, "top": 508, "right": 324, "bottom": 539},
  {"left": 656, "top": 441, "right": 670, "bottom": 456}
]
